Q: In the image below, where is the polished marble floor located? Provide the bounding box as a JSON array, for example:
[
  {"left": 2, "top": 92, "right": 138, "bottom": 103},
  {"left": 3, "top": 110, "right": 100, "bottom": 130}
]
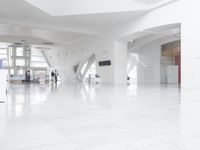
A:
[{"left": 0, "top": 83, "right": 200, "bottom": 150}]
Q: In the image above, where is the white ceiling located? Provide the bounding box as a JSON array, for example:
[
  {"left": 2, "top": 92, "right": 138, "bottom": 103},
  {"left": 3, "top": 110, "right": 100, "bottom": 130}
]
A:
[
  {"left": 134, "top": 0, "right": 166, "bottom": 5},
  {"left": 0, "top": 23, "right": 94, "bottom": 46},
  {"left": 25, "top": 0, "right": 149, "bottom": 16},
  {"left": 25, "top": 0, "right": 174, "bottom": 16},
  {"left": 0, "top": 0, "right": 177, "bottom": 46}
]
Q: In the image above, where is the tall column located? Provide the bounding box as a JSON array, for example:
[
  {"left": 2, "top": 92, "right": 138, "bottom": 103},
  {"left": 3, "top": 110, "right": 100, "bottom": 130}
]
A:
[
  {"left": 181, "top": 0, "right": 200, "bottom": 88},
  {"left": 114, "top": 41, "right": 127, "bottom": 84}
]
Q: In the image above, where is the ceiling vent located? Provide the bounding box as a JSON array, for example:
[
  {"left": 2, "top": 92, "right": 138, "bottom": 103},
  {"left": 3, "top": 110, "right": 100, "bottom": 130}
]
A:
[
  {"left": 14, "top": 42, "right": 23, "bottom": 46},
  {"left": 42, "top": 42, "right": 54, "bottom": 45},
  {"left": 35, "top": 47, "right": 51, "bottom": 50}
]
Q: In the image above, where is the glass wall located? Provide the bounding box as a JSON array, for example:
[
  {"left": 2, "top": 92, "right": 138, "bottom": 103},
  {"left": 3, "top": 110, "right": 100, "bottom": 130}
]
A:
[
  {"left": 161, "top": 40, "right": 181, "bottom": 84},
  {"left": 0, "top": 44, "right": 8, "bottom": 68},
  {"left": 0, "top": 43, "right": 50, "bottom": 81}
]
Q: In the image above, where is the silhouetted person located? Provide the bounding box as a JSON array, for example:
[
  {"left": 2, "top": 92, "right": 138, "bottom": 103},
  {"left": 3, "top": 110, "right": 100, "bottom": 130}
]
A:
[
  {"left": 55, "top": 70, "right": 58, "bottom": 84},
  {"left": 51, "top": 70, "right": 55, "bottom": 82},
  {"left": 27, "top": 70, "right": 31, "bottom": 82}
]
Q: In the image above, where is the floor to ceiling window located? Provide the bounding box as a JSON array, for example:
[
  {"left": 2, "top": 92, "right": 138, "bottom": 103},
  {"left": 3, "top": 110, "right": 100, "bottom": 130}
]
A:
[
  {"left": 161, "top": 40, "right": 181, "bottom": 84},
  {"left": 0, "top": 42, "right": 50, "bottom": 82}
]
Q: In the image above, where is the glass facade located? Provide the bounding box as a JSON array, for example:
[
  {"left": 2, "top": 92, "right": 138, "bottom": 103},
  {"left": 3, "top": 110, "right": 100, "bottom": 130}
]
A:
[{"left": 0, "top": 43, "right": 50, "bottom": 80}]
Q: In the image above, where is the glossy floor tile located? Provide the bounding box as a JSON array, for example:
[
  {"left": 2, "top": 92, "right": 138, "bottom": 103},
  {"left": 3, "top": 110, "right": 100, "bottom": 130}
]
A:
[{"left": 0, "top": 83, "right": 199, "bottom": 150}]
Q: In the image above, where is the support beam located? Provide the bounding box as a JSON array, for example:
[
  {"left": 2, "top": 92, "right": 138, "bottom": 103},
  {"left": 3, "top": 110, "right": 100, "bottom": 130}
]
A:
[{"left": 114, "top": 41, "right": 127, "bottom": 84}]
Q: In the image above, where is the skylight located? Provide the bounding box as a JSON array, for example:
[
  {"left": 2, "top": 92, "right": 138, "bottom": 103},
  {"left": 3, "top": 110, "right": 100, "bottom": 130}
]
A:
[{"left": 25, "top": 0, "right": 149, "bottom": 16}]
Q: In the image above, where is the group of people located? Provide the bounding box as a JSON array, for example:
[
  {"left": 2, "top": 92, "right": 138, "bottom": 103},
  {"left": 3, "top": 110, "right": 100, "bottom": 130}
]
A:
[
  {"left": 25, "top": 70, "right": 31, "bottom": 82},
  {"left": 51, "top": 70, "right": 59, "bottom": 84}
]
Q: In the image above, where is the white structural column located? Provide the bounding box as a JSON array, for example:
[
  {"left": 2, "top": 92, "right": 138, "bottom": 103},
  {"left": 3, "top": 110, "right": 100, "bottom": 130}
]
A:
[
  {"left": 0, "top": 70, "right": 7, "bottom": 101},
  {"left": 114, "top": 41, "right": 127, "bottom": 84},
  {"left": 181, "top": 0, "right": 200, "bottom": 88}
]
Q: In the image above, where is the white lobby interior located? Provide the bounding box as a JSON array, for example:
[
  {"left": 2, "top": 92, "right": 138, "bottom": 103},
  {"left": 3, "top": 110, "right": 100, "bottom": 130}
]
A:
[{"left": 0, "top": 0, "right": 200, "bottom": 150}]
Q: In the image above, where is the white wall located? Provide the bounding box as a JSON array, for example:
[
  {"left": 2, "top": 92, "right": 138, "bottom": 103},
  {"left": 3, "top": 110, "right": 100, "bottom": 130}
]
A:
[
  {"left": 136, "top": 41, "right": 161, "bottom": 84},
  {"left": 135, "top": 36, "right": 180, "bottom": 84},
  {"left": 114, "top": 41, "right": 127, "bottom": 84},
  {"left": 42, "top": 0, "right": 200, "bottom": 89},
  {"left": 181, "top": 0, "right": 200, "bottom": 88},
  {"left": 44, "top": 1, "right": 181, "bottom": 84},
  {"left": 0, "top": 70, "right": 7, "bottom": 101},
  {"left": 44, "top": 37, "right": 116, "bottom": 83}
]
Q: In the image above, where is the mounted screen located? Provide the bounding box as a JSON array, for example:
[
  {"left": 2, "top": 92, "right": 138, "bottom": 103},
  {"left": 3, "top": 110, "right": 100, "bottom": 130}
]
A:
[{"left": 98, "top": 60, "right": 111, "bottom": 66}]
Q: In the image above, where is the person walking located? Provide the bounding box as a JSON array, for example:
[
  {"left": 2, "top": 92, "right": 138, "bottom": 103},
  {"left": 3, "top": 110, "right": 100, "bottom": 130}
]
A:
[
  {"left": 27, "top": 70, "right": 31, "bottom": 82},
  {"left": 51, "top": 70, "right": 55, "bottom": 83},
  {"left": 55, "top": 70, "right": 58, "bottom": 84}
]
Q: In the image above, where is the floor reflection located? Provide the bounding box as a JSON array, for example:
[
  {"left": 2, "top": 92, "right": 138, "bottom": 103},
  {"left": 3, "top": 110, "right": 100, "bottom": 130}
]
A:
[
  {"left": 78, "top": 83, "right": 97, "bottom": 102},
  {"left": 127, "top": 84, "right": 137, "bottom": 97},
  {"left": 1, "top": 82, "right": 198, "bottom": 150},
  {"left": 5, "top": 83, "right": 52, "bottom": 118}
]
